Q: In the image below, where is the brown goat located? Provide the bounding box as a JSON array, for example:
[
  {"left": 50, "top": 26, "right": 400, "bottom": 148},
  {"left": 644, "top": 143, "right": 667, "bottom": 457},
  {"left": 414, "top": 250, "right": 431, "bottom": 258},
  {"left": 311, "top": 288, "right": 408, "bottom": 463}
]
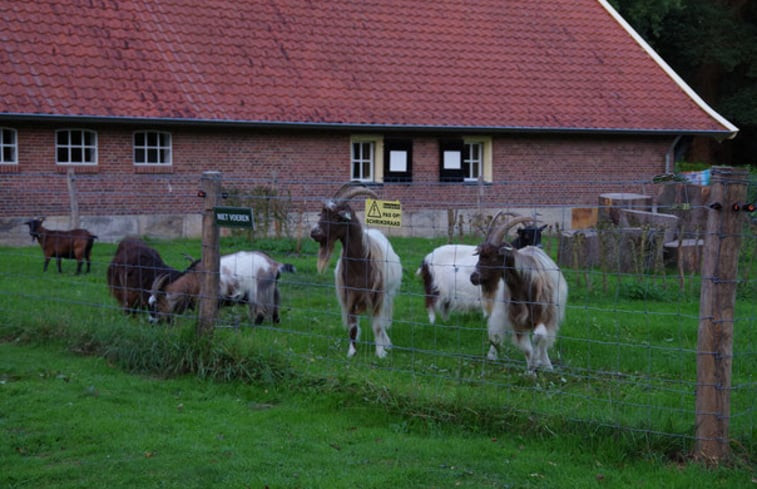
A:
[
  {"left": 24, "top": 217, "right": 97, "bottom": 274},
  {"left": 106, "top": 237, "right": 184, "bottom": 314},
  {"left": 147, "top": 260, "right": 203, "bottom": 324}
]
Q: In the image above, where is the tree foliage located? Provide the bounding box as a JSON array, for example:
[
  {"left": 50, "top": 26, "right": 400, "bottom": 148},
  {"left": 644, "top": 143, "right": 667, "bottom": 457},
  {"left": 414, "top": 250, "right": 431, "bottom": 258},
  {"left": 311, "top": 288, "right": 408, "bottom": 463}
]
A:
[{"left": 609, "top": 0, "right": 683, "bottom": 37}]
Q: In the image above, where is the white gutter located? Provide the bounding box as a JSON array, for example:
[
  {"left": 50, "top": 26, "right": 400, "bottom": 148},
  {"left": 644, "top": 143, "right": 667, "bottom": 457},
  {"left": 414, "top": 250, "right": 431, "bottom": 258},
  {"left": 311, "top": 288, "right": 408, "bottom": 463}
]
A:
[{"left": 598, "top": 0, "right": 739, "bottom": 139}]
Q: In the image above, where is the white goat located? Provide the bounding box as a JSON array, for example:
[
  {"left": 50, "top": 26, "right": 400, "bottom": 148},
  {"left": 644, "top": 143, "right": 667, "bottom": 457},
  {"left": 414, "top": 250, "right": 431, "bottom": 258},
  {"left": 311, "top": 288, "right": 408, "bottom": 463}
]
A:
[
  {"left": 470, "top": 220, "right": 567, "bottom": 372},
  {"left": 148, "top": 250, "right": 294, "bottom": 324},
  {"left": 416, "top": 216, "right": 541, "bottom": 324},
  {"left": 416, "top": 244, "right": 483, "bottom": 324},
  {"left": 310, "top": 183, "right": 402, "bottom": 358},
  {"left": 218, "top": 251, "right": 295, "bottom": 324}
]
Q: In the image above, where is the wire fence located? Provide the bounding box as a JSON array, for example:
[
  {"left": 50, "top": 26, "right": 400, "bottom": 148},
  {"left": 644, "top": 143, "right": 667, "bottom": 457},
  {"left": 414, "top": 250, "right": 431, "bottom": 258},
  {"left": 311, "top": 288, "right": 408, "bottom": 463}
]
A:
[{"left": 1, "top": 167, "right": 755, "bottom": 460}]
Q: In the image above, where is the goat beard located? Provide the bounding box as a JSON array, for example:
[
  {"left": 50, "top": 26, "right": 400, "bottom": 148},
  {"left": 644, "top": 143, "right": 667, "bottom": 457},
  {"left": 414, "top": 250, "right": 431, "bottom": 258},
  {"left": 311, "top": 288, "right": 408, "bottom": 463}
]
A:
[{"left": 316, "top": 241, "right": 335, "bottom": 273}]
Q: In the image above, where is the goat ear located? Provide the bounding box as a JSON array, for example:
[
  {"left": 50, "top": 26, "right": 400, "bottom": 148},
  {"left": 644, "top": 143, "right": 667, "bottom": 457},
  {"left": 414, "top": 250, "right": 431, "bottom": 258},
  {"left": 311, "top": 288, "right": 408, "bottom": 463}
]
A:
[
  {"left": 539, "top": 224, "right": 548, "bottom": 231},
  {"left": 498, "top": 244, "right": 514, "bottom": 255},
  {"left": 338, "top": 209, "right": 352, "bottom": 221}
]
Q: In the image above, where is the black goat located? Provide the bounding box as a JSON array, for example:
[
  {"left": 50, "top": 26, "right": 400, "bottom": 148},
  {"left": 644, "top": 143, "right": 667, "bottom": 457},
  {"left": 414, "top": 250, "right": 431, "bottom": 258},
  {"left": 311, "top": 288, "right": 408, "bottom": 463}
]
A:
[
  {"left": 106, "top": 237, "right": 184, "bottom": 314},
  {"left": 511, "top": 223, "right": 548, "bottom": 249},
  {"left": 24, "top": 217, "right": 97, "bottom": 274}
]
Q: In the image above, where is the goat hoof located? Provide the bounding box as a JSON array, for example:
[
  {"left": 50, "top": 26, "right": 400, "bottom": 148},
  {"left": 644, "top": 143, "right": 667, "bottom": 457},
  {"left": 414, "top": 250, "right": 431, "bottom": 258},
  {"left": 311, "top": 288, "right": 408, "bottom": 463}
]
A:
[
  {"left": 347, "top": 344, "right": 357, "bottom": 358},
  {"left": 375, "top": 347, "right": 387, "bottom": 359}
]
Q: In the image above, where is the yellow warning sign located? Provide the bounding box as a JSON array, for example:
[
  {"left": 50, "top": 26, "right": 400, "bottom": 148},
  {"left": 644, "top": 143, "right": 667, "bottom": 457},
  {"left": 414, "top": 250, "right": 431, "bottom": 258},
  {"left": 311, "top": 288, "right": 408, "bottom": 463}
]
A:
[{"left": 365, "top": 199, "right": 402, "bottom": 228}]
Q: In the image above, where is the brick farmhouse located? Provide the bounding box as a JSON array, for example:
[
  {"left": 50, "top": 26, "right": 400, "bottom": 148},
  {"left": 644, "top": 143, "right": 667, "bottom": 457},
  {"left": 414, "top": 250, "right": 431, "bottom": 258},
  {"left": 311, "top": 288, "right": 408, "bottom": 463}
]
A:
[{"left": 0, "top": 0, "right": 737, "bottom": 243}]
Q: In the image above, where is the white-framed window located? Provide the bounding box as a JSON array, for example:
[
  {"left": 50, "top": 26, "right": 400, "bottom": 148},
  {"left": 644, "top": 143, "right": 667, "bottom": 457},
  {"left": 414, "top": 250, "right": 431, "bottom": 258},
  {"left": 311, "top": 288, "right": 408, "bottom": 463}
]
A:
[
  {"left": 463, "top": 141, "right": 483, "bottom": 181},
  {"left": 351, "top": 140, "right": 374, "bottom": 182},
  {"left": 466, "top": 137, "right": 492, "bottom": 183},
  {"left": 134, "top": 130, "right": 172, "bottom": 165},
  {"left": 56, "top": 129, "right": 97, "bottom": 165},
  {"left": 350, "top": 135, "right": 384, "bottom": 183},
  {"left": 439, "top": 137, "right": 492, "bottom": 183},
  {"left": 0, "top": 128, "right": 17, "bottom": 164}
]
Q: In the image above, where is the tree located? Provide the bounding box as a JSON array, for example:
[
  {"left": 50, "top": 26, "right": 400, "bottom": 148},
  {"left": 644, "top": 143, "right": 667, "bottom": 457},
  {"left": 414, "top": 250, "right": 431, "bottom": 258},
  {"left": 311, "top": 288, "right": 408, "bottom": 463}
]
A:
[{"left": 610, "top": 0, "right": 757, "bottom": 166}]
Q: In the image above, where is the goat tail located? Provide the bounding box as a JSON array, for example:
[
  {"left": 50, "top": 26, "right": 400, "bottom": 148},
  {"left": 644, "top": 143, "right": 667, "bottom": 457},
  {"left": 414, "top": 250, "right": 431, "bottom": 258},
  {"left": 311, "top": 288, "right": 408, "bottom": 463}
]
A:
[{"left": 86, "top": 235, "right": 97, "bottom": 252}]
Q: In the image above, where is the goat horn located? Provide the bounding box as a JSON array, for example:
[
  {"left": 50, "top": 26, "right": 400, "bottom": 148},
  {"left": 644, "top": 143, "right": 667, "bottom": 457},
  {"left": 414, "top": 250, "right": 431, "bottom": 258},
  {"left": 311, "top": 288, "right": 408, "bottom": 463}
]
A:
[
  {"left": 151, "top": 273, "right": 171, "bottom": 294},
  {"left": 333, "top": 182, "right": 378, "bottom": 202},
  {"left": 489, "top": 216, "right": 535, "bottom": 244},
  {"left": 333, "top": 182, "right": 364, "bottom": 198},
  {"left": 484, "top": 211, "right": 516, "bottom": 241}
]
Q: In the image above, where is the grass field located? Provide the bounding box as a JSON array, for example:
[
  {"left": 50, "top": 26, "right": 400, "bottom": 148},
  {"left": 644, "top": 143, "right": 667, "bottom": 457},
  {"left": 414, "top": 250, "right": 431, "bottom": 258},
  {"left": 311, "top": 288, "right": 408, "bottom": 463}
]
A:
[
  {"left": 1, "top": 230, "right": 755, "bottom": 485},
  {"left": 2, "top": 342, "right": 754, "bottom": 488}
]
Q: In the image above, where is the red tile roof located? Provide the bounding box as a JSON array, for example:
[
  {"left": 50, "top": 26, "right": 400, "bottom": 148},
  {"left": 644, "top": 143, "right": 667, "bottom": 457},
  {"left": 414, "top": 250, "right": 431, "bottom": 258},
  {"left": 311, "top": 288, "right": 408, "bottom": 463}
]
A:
[{"left": 0, "top": 0, "right": 737, "bottom": 136}]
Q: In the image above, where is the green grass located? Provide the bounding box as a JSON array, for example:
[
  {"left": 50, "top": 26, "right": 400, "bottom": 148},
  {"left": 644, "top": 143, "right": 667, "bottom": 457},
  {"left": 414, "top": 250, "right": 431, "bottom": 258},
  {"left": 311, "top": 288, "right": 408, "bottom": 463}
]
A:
[
  {"left": 2, "top": 342, "right": 754, "bottom": 488},
  {"left": 0, "top": 232, "right": 755, "bottom": 474}
]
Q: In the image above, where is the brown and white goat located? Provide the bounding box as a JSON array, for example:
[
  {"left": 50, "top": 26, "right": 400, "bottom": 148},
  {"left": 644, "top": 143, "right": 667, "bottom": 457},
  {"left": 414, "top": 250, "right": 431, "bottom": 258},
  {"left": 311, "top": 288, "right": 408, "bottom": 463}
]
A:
[
  {"left": 310, "top": 182, "right": 402, "bottom": 358},
  {"left": 148, "top": 251, "right": 294, "bottom": 325},
  {"left": 24, "top": 217, "right": 97, "bottom": 274},
  {"left": 106, "top": 237, "right": 184, "bottom": 314},
  {"left": 470, "top": 217, "right": 567, "bottom": 372}
]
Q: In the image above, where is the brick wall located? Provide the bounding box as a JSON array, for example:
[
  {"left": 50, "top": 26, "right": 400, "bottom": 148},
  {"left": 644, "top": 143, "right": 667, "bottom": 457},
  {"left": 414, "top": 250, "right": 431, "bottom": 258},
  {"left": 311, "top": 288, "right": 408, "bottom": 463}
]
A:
[{"left": 1, "top": 122, "right": 672, "bottom": 221}]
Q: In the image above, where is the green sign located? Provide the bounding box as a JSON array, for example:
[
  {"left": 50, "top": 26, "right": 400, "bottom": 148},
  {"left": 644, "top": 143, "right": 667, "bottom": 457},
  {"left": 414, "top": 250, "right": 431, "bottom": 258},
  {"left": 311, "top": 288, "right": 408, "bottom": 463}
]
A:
[{"left": 214, "top": 207, "right": 254, "bottom": 228}]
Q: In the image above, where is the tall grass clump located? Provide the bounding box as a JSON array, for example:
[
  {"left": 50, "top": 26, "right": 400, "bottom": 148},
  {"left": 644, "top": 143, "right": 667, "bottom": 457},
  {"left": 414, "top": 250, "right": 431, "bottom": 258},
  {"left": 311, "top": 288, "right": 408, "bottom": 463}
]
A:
[{"left": 3, "top": 307, "right": 295, "bottom": 387}]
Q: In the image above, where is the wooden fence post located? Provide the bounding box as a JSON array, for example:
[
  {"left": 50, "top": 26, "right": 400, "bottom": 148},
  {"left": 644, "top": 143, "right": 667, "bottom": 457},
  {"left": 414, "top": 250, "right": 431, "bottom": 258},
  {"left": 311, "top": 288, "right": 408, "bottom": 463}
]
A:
[
  {"left": 197, "top": 171, "right": 222, "bottom": 337},
  {"left": 695, "top": 166, "right": 748, "bottom": 463},
  {"left": 66, "top": 168, "right": 80, "bottom": 228}
]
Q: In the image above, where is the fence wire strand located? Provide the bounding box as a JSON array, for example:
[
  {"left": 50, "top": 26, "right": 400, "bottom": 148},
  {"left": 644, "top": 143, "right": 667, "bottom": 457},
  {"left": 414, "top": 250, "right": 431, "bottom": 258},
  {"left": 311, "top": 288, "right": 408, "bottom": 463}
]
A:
[{"left": 1, "top": 171, "right": 755, "bottom": 453}]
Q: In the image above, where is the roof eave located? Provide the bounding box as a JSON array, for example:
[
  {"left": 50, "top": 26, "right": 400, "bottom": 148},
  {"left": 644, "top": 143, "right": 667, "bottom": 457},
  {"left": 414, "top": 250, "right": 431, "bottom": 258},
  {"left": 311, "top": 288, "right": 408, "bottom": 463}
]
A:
[{"left": 0, "top": 113, "right": 736, "bottom": 139}]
